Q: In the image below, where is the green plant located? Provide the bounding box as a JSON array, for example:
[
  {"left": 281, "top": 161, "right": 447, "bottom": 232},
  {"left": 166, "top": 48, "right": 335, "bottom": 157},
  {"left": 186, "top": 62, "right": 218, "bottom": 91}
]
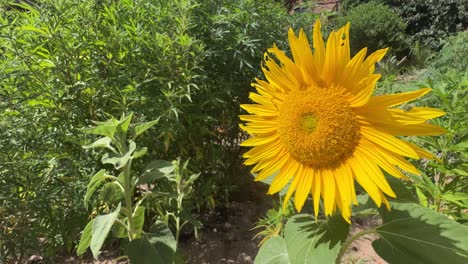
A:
[
  {"left": 431, "top": 31, "right": 468, "bottom": 74},
  {"left": 339, "top": 1, "right": 409, "bottom": 57},
  {"left": 409, "top": 69, "right": 468, "bottom": 222},
  {"left": 253, "top": 197, "right": 293, "bottom": 246},
  {"left": 341, "top": 0, "right": 468, "bottom": 50},
  {"left": 77, "top": 112, "right": 199, "bottom": 263}
]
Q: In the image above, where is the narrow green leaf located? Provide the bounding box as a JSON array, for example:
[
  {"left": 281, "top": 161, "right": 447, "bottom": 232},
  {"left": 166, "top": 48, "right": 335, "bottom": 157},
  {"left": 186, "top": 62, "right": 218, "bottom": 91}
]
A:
[
  {"left": 133, "top": 119, "right": 160, "bottom": 139},
  {"left": 77, "top": 219, "right": 95, "bottom": 256},
  {"left": 284, "top": 214, "right": 349, "bottom": 263},
  {"left": 84, "top": 169, "right": 108, "bottom": 209},
  {"left": 83, "top": 137, "right": 113, "bottom": 150},
  {"left": 117, "top": 112, "right": 133, "bottom": 134},
  {"left": 132, "top": 147, "right": 147, "bottom": 159},
  {"left": 90, "top": 203, "right": 121, "bottom": 260},
  {"left": 373, "top": 202, "right": 468, "bottom": 264},
  {"left": 101, "top": 141, "right": 136, "bottom": 169},
  {"left": 254, "top": 236, "right": 290, "bottom": 264}
]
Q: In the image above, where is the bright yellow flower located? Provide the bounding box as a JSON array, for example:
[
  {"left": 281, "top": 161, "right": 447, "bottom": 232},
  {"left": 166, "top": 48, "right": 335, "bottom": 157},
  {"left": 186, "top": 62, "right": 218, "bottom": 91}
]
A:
[{"left": 239, "top": 20, "right": 445, "bottom": 222}]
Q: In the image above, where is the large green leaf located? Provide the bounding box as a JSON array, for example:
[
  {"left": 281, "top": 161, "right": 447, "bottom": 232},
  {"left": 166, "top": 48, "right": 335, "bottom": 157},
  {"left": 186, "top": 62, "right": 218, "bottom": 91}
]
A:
[
  {"left": 254, "top": 214, "right": 349, "bottom": 264},
  {"left": 84, "top": 169, "right": 108, "bottom": 209},
  {"left": 77, "top": 219, "right": 94, "bottom": 256},
  {"left": 373, "top": 202, "right": 468, "bottom": 264},
  {"left": 138, "top": 160, "right": 175, "bottom": 184},
  {"left": 101, "top": 141, "right": 136, "bottom": 169},
  {"left": 284, "top": 214, "right": 349, "bottom": 263},
  {"left": 133, "top": 119, "right": 160, "bottom": 139},
  {"left": 99, "top": 182, "right": 124, "bottom": 204},
  {"left": 90, "top": 203, "right": 121, "bottom": 259},
  {"left": 254, "top": 236, "right": 290, "bottom": 264},
  {"left": 125, "top": 237, "right": 164, "bottom": 264},
  {"left": 125, "top": 221, "right": 177, "bottom": 264},
  {"left": 82, "top": 137, "right": 113, "bottom": 150},
  {"left": 83, "top": 121, "right": 117, "bottom": 138}
]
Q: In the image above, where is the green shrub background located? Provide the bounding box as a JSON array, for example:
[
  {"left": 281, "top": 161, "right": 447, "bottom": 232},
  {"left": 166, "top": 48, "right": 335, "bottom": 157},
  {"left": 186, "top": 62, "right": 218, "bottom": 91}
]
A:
[{"left": 0, "top": 0, "right": 466, "bottom": 262}]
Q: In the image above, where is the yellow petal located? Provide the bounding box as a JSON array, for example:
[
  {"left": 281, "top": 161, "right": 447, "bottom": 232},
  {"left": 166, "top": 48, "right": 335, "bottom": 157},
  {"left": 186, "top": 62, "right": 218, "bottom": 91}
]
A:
[
  {"left": 240, "top": 135, "right": 279, "bottom": 147},
  {"left": 364, "top": 88, "right": 432, "bottom": 108},
  {"left": 360, "top": 125, "right": 419, "bottom": 159},
  {"left": 282, "top": 170, "right": 301, "bottom": 210},
  {"left": 349, "top": 154, "right": 382, "bottom": 206},
  {"left": 255, "top": 150, "right": 290, "bottom": 181},
  {"left": 312, "top": 19, "right": 325, "bottom": 71},
  {"left": 312, "top": 168, "right": 322, "bottom": 218},
  {"left": 240, "top": 104, "right": 278, "bottom": 117},
  {"left": 354, "top": 147, "right": 396, "bottom": 197},
  {"left": 269, "top": 159, "right": 299, "bottom": 194},
  {"left": 321, "top": 168, "right": 336, "bottom": 216},
  {"left": 287, "top": 29, "right": 317, "bottom": 85},
  {"left": 294, "top": 166, "right": 313, "bottom": 211}
]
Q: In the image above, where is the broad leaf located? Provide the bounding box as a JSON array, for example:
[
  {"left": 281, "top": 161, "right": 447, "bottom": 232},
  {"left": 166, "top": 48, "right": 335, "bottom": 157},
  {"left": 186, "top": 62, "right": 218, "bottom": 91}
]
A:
[
  {"left": 284, "top": 214, "right": 349, "bottom": 263},
  {"left": 373, "top": 202, "right": 468, "bottom": 264},
  {"left": 125, "top": 237, "right": 164, "bottom": 264},
  {"left": 90, "top": 203, "right": 121, "bottom": 259},
  {"left": 82, "top": 137, "right": 113, "bottom": 150},
  {"left": 84, "top": 169, "right": 108, "bottom": 209},
  {"left": 138, "top": 160, "right": 175, "bottom": 184},
  {"left": 77, "top": 219, "right": 94, "bottom": 256},
  {"left": 255, "top": 214, "right": 349, "bottom": 264},
  {"left": 126, "top": 221, "right": 177, "bottom": 264},
  {"left": 254, "top": 236, "right": 290, "bottom": 264},
  {"left": 101, "top": 141, "right": 136, "bottom": 169},
  {"left": 83, "top": 121, "right": 116, "bottom": 138},
  {"left": 99, "top": 182, "right": 124, "bottom": 204}
]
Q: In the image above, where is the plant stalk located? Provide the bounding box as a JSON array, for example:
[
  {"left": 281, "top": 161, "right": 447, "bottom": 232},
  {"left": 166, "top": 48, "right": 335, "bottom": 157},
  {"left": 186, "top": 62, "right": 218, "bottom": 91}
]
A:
[{"left": 335, "top": 228, "right": 377, "bottom": 264}]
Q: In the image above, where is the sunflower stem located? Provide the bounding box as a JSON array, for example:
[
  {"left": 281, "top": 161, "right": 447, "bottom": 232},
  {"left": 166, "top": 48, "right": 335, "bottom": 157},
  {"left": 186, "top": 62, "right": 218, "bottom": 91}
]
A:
[{"left": 335, "top": 228, "right": 378, "bottom": 264}]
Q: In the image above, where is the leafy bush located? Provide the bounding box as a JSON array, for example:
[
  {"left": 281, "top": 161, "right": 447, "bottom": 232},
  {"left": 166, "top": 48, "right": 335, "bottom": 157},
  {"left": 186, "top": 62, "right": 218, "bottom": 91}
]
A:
[
  {"left": 0, "top": 0, "right": 319, "bottom": 261},
  {"left": 339, "top": 2, "right": 408, "bottom": 57},
  {"left": 431, "top": 31, "right": 468, "bottom": 73},
  {"left": 341, "top": 0, "right": 468, "bottom": 50}
]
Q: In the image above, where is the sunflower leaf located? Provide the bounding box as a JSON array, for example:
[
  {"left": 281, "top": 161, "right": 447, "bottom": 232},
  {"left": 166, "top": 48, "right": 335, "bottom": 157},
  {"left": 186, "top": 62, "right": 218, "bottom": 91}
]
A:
[
  {"left": 255, "top": 214, "right": 349, "bottom": 264},
  {"left": 373, "top": 202, "right": 468, "bottom": 264}
]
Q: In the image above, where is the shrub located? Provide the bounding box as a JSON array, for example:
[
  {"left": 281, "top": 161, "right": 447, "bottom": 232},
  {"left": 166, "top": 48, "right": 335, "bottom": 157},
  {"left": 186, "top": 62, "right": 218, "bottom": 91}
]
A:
[
  {"left": 431, "top": 31, "right": 468, "bottom": 73},
  {"left": 340, "top": 2, "right": 409, "bottom": 57},
  {"left": 341, "top": 0, "right": 468, "bottom": 50}
]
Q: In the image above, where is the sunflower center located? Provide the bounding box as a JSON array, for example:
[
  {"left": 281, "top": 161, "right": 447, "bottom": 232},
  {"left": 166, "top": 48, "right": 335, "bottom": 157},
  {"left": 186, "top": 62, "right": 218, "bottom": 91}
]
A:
[{"left": 278, "top": 88, "right": 360, "bottom": 167}]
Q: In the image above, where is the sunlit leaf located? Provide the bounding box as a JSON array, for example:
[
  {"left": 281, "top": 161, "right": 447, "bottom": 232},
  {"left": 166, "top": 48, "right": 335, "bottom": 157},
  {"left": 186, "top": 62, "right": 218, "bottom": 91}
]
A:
[
  {"left": 373, "top": 202, "right": 468, "bottom": 264},
  {"left": 91, "top": 203, "right": 121, "bottom": 259}
]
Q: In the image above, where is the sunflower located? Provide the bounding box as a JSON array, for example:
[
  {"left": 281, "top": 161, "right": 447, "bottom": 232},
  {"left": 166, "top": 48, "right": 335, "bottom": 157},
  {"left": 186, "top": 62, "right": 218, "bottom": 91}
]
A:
[{"left": 239, "top": 20, "right": 445, "bottom": 222}]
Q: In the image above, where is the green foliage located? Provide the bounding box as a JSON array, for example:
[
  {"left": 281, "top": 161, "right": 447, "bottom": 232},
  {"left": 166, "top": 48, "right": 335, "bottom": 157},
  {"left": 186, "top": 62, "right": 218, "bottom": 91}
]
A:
[
  {"left": 373, "top": 202, "right": 468, "bottom": 263},
  {"left": 341, "top": 0, "right": 468, "bottom": 50},
  {"left": 255, "top": 214, "right": 350, "bottom": 264},
  {"left": 409, "top": 69, "right": 468, "bottom": 222},
  {"left": 339, "top": 2, "right": 408, "bottom": 57},
  {"left": 78, "top": 113, "right": 186, "bottom": 263},
  {"left": 253, "top": 197, "right": 294, "bottom": 246},
  {"left": 387, "top": 0, "right": 468, "bottom": 50},
  {"left": 431, "top": 31, "right": 468, "bottom": 74}
]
